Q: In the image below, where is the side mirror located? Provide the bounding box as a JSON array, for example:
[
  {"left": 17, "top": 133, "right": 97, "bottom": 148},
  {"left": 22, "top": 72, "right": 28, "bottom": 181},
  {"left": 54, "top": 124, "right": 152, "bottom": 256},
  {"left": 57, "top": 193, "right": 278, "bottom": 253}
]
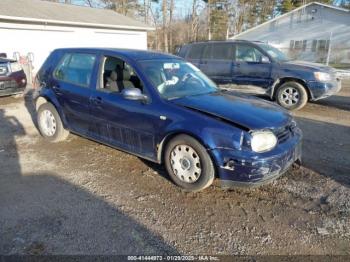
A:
[
  {"left": 121, "top": 88, "right": 148, "bottom": 102},
  {"left": 261, "top": 56, "right": 270, "bottom": 63}
]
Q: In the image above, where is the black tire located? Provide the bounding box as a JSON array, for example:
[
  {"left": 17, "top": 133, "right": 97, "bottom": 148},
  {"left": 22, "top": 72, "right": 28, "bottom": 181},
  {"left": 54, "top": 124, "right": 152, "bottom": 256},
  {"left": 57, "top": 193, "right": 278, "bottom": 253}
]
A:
[
  {"left": 164, "top": 134, "right": 215, "bottom": 192},
  {"left": 276, "top": 81, "right": 308, "bottom": 111},
  {"left": 37, "top": 102, "right": 69, "bottom": 142}
]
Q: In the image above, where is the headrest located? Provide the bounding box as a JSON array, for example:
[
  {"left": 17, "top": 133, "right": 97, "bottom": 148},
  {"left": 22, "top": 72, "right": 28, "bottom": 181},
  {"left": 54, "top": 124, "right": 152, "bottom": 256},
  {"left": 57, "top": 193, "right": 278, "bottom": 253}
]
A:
[
  {"left": 110, "top": 71, "right": 118, "bottom": 81},
  {"left": 123, "top": 69, "right": 131, "bottom": 81}
]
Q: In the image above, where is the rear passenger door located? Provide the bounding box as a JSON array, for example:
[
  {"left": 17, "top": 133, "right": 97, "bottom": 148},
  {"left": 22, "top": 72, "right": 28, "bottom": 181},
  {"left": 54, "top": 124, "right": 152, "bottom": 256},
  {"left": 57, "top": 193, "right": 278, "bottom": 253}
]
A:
[
  {"left": 52, "top": 52, "right": 98, "bottom": 135},
  {"left": 199, "top": 43, "right": 234, "bottom": 84}
]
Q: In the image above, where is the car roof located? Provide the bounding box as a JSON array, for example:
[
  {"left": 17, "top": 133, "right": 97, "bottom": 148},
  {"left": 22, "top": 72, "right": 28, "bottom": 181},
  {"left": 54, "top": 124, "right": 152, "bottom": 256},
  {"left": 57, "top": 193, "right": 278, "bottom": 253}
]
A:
[
  {"left": 53, "top": 48, "right": 181, "bottom": 61},
  {"left": 184, "top": 40, "right": 264, "bottom": 46}
]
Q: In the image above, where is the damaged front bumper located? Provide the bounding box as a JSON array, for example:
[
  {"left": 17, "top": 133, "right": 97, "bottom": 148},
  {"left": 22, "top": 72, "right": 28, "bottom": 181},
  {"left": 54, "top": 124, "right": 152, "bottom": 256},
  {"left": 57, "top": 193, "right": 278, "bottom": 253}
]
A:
[{"left": 210, "top": 131, "right": 302, "bottom": 188}]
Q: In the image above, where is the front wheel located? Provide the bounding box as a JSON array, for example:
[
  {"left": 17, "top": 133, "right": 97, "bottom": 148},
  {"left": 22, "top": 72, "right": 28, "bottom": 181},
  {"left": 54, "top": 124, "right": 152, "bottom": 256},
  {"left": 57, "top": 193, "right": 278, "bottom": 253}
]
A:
[
  {"left": 276, "top": 81, "right": 308, "bottom": 110},
  {"left": 164, "top": 135, "right": 215, "bottom": 192},
  {"left": 37, "top": 102, "right": 69, "bottom": 142}
]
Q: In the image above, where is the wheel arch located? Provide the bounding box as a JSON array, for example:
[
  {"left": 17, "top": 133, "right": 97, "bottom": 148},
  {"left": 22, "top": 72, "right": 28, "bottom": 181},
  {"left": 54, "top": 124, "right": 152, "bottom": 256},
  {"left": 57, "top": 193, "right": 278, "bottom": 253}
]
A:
[
  {"left": 157, "top": 131, "right": 212, "bottom": 164},
  {"left": 157, "top": 131, "right": 220, "bottom": 180},
  {"left": 35, "top": 95, "right": 68, "bottom": 128},
  {"left": 272, "top": 77, "right": 312, "bottom": 100}
]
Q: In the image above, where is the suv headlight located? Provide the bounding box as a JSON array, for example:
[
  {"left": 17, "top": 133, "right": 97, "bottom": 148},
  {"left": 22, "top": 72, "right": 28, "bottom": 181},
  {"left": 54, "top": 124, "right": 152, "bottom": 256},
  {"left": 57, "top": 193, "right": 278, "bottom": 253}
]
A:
[
  {"left": 10, "top": 62, "right": 22, "bottom": 73},
  {"left": 250, "top": 130, "right": 277, "bottom": 153},
  {"left": 314, "top": 72, "right": 332, "bottom": 82}
]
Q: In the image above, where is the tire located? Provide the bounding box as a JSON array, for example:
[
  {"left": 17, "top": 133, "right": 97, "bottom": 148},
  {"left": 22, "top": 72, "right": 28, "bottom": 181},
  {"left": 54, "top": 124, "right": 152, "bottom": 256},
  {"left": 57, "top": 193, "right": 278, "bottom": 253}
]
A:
[
  {"left": 37, "top": 102, "right": 69, "bottom": 142},
  {"left": 276, "top": 81, "right": 308, "bottom": 111},
  {"left": 164, "top": 134, "right": 215, "bottom": 192}
]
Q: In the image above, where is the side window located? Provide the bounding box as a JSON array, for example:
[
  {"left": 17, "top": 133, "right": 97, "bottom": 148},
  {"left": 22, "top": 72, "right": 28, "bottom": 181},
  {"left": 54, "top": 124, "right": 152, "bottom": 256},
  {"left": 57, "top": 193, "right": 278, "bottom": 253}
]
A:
[
  {"left": 211, "top": 43, "right": 233, "bottom": 60},
  {"left": 202, "top": 44, "right": 212, "bottom": 59},
  {"left": 235, "top": 45, "right": 264, "bottom": 63},
  {"left": 99, "top": 56, "right": 143, "bottom": 93},
  {"left": 187, "top": 44, "right": 204, "bottom": 59},
  {"left": 54, "top": 53, "right": 96, "bottom": 87}
]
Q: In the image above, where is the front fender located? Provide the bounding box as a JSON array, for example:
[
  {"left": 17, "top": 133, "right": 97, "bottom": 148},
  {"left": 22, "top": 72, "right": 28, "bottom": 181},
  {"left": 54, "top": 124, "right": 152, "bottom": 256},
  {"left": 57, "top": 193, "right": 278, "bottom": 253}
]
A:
[{"left": 157, "top": 119, "right": 244, "bottom": 163}]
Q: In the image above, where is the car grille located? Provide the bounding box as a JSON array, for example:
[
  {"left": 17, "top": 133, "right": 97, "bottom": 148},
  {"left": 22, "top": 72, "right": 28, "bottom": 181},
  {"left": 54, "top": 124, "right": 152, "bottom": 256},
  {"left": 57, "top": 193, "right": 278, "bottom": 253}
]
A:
[
  {"left": 275, "top": 122, "right": 296, "bottom": 144},
  {"left": 0, "top": 80, "right": 18, "bottom": 90}
]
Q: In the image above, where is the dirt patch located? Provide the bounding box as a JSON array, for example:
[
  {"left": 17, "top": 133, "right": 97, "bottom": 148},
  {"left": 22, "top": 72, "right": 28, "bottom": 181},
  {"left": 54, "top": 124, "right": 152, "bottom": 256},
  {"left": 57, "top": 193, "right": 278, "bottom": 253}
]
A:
[{"left": 0, "top": 82, "right": 349, "bottom": 255}]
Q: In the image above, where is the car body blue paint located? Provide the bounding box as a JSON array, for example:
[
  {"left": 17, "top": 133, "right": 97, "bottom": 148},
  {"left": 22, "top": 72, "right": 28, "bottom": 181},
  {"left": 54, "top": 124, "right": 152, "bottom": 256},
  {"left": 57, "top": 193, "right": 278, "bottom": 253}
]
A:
[
  {"left": 35, "top": 48, "right": 302, "bottom": 187},
  {"left": 178, "top": 41, "right": 341, "bottom": 101}
]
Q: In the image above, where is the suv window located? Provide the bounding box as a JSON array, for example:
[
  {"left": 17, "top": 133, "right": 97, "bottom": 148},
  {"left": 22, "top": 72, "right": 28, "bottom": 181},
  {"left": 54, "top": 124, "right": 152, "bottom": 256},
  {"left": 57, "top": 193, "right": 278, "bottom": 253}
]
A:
[
  {"left": 54, "top": 53, "right": 96, "bottom": 87},
  {"left": 204, "top": 43, "right": 233, "bottom": 60},
  {"left": 235, "top": 44, "right": 264, "bottom": 63},
  {"left": 187, "top": 44, "right": 204, "bottom": 59}
]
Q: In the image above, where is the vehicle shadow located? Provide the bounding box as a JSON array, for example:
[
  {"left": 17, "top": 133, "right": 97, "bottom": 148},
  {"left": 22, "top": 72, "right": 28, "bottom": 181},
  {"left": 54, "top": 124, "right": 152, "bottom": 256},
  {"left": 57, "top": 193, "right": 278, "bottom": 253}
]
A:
[
  {"left": 138, "top": 158, "right": 172, "bottom": 183},
  {"left": 296, "top": 116, "right": 350, "bottom": 188},
  {"left": 24, "top": 89, "right": 38, "bottom": 129},
  {"left": 310, "top": 95, "right": 350, "bottom": 111},
  {"left": 0, "top": 109, "right": 178, "bottom": 255}
]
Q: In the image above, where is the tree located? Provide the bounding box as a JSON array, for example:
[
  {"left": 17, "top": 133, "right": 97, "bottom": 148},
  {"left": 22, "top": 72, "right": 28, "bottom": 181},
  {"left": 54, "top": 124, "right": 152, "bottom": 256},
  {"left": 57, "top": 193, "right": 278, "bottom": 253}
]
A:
[
  {"left": 278, "top": 0, "right": 294, "bottom": 14},
  {"left": 102, "top": 0, "right": 139, "bottom": 16}
]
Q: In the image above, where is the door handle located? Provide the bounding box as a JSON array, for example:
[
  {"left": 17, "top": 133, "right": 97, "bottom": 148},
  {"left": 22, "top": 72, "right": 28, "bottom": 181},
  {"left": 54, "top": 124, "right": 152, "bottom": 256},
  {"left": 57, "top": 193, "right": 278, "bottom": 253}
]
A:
[
  {"left": 52, "top": 84, "right": 60, "bottom": 90},
  {"left": 52, "top": 84, "right": 62, "bottom": 94},
  {"left": 91, "top": 96, "right": 103, "bottom": 105}
]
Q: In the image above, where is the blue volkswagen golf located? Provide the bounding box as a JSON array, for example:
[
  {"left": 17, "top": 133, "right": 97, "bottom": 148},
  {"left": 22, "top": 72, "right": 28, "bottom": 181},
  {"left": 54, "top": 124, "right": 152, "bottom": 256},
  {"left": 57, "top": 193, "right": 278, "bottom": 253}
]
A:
[{"left": 34, "top": 48, "right": 302, "bottom": 192}]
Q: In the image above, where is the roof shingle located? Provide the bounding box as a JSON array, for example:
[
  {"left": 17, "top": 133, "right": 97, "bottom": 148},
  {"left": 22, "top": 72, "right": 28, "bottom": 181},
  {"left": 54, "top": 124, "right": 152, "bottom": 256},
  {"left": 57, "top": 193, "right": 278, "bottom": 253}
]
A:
[{"left": 0, "top": 0, "right": 154, "bottom": 31}]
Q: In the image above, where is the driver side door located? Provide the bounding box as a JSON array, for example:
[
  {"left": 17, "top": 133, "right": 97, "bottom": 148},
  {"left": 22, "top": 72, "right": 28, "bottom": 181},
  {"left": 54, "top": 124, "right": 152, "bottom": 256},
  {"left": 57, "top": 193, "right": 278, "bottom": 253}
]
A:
[
  {"left": 232, "top": 43, "right": 273, "bottom": 89},
  {"left": 88, "top": 55, "right": 161, "bottom": 160}
]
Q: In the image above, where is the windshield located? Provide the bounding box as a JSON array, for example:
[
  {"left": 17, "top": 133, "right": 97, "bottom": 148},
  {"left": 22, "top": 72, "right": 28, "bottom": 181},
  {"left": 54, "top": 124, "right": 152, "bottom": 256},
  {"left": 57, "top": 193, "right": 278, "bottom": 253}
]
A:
[
  {"left": 139, "top": 60, "right": 218, "bottom": 100},
  {"left": 258, "top": 43, "right": 290, "bottom": 62}
]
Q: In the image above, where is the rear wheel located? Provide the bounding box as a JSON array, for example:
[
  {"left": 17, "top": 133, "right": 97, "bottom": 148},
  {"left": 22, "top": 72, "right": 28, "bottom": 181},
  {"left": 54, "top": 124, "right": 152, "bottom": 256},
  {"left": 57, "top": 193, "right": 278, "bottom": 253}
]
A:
[
  {"left": 276, "top": 81, "right": 308, "bottom": 110},
  {"left": 37, "top": 102, "right": 69, "bottom": 142},
  {"left": 164, "top": 135, "right": 215, "bottom": 192}
]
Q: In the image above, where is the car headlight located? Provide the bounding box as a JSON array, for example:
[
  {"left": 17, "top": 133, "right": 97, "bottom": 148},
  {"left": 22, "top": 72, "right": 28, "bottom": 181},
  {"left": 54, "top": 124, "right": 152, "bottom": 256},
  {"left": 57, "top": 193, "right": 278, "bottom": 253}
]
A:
[
  {"left": 250, "top": 130, "right": 277, "bottom": 153},
  {"left": 10, "top": 62, "right": 22, "bottom": 73},
  {"left": 314, "top": 72, "right": 332, "bottom": 82}
]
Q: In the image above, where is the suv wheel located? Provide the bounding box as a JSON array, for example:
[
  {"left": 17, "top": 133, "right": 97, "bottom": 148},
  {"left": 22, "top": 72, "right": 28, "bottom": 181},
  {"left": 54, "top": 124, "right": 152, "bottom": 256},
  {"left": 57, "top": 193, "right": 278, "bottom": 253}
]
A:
[
  {"left": 164, "top": 135, "right": 215, "bottom": 192},
  {"left": 37, "top": 102, "right": 69, "bottom": 142},
  {"left": 276, "top": 81, "right": 308, "bottom": 110}
]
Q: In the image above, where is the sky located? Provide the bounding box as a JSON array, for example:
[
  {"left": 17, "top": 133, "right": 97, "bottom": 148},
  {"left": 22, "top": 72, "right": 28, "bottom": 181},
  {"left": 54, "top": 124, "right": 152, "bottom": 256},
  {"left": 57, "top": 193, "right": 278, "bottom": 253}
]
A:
[{"left": 71, "top": 0, "right": 199, "bottom": 19}]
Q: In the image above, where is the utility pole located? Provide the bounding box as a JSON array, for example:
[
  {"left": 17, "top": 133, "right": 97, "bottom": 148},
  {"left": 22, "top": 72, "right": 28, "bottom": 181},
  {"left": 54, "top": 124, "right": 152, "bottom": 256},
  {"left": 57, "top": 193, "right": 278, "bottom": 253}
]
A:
[{"left": 326, "top": 31, "right": 332, "bottom": 66}]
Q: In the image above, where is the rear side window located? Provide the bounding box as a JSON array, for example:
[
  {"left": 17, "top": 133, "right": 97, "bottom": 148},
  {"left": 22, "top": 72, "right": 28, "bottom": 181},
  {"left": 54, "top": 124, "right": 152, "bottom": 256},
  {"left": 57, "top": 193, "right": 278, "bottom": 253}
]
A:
[
  {"left": 211, "top": 43, "right": 234, "bottom": 60},
  {"left": 177, "top": 45, "right": 190, "bottom": 58},
  {"left": 54, "top": 53, "right": 96, "bottom": 87},
  {"left": 187, "top": 44, "right": 204, "bottom": 59}
]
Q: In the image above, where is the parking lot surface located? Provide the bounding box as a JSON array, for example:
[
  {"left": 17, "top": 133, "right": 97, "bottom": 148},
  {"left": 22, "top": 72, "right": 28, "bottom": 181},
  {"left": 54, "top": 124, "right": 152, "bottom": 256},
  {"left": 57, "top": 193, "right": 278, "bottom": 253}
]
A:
[{"left": 0, "top": 81, "right": 349, "bottom": 255}]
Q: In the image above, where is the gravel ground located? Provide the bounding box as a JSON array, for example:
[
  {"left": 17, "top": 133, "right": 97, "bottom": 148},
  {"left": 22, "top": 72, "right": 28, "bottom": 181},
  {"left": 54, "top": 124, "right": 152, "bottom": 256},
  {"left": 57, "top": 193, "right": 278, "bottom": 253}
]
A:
[{"left": 0, "top": 80, "right": 349, "bottom": 255}]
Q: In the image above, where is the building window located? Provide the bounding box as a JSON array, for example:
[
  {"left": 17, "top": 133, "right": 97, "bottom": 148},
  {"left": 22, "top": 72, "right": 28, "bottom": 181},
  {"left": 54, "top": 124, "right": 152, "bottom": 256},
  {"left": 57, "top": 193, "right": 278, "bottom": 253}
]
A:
[
  {"left": 294, "top": 40, "right": 303, "bottom": 50},
  {"left": 312, "top": 40, "right": 317, "bottom": 52},
  {"left": 311, "top": 40, "right": 331, "bottom": 52},
  {"left": 302, "top": 40, "right": 307, "bottom": 51},
  {"left": 290, "top": 40, "right": 307, "bottom": 51},
  {"left": 290, "top": 40, "right": 295, "bottom": 49}
]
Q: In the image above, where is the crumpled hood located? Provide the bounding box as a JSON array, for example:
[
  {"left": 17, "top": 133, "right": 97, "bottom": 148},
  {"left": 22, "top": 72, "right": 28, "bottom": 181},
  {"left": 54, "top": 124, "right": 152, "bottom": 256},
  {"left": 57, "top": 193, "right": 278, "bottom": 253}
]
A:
[
  {"left": 172, "top": 91, "right": 292, "bottom": 130},
  {"left": 283, "top": 60, "right": 334, "bottom": 72}
]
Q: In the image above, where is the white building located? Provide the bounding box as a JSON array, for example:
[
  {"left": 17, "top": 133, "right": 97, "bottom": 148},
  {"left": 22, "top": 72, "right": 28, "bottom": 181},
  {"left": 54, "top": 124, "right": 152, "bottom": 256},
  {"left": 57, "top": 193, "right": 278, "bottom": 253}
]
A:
[
  {"left": 0, "top": 0, "right": 153, "bottom": 81},
  {"left": 231, "top": 2, "right": 350, "bottom": 65}
]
